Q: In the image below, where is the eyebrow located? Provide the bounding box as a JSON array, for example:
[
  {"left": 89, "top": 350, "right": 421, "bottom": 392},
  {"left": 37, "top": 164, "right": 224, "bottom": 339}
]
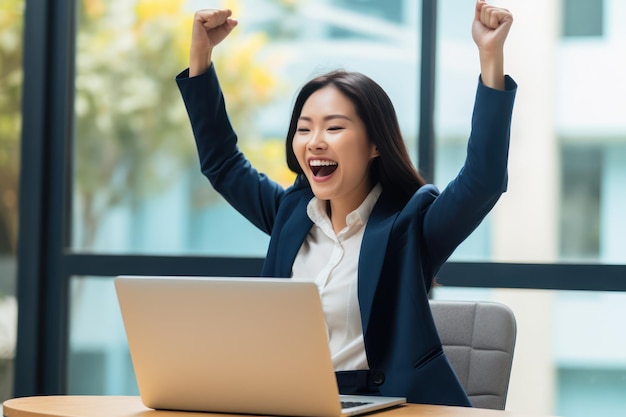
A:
[{"left": 298, "top": 114, "right": 352, "bottom": 122}]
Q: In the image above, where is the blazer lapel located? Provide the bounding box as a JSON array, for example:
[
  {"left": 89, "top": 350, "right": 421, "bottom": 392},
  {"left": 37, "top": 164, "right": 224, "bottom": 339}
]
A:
[
  {"left": 358, "top": 194, "right": 399, "bottom": 332},
  {"left": 274, "top": 197, "right": 313, "bottom": 277}
]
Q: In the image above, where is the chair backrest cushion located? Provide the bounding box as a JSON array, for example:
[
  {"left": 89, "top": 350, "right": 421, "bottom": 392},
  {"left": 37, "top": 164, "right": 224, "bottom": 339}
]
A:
[{"left": 430, "top": 300, "right": 516, "bottom": 410}]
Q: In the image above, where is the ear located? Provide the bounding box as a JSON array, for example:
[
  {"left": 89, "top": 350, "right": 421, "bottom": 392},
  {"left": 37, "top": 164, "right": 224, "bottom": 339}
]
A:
[{"left": 370, "top": 144, "right": 380, "bottom": 159}]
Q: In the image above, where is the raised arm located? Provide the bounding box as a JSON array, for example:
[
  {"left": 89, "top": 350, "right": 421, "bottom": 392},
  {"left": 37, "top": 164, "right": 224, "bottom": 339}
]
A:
[
  {"left": 420, "top": 0, "right": 516, "bottom": 272},
  {"left": 189, "top": 9, "right": 238, "bottom": 76},
  {"left": 178, "top": 10, "right": 287, "bottom": 235}
]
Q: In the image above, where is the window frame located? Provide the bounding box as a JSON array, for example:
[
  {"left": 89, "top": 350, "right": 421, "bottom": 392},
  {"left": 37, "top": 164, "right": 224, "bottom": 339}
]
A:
[{"left": 14, "top": 0, "right": 626, "bottom": 397}]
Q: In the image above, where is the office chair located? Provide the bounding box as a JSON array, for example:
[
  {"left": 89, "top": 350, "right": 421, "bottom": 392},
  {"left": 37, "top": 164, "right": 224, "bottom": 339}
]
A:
[{"left": 430, "top": 300, "right": 517, "bottom": 410}]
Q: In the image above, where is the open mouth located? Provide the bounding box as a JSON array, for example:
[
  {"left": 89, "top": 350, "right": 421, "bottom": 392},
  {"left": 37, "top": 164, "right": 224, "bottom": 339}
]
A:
[{"left": 309, "top": 159, "right": 338, "bottom": 177}]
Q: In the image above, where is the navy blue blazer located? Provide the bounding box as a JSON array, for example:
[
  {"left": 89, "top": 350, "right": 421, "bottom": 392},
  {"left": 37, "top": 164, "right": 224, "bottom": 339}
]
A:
[{"left": 176, "top": 66, "right": 517, "bottom": 406}]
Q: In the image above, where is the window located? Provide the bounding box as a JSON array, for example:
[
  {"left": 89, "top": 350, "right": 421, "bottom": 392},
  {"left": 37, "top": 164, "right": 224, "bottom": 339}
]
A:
[
  {"left": 433, "top": 286, "right": 626, "bottom": 417},
  {"left": 17, "top": 0, "right": 626, "bottom": 407},
  {"left": 331, "top": 0, "right": 406, "bottom": 38},
  {"left": 435, "top": 1, "right": 626, "bottom": 414},
  {"left": 436, "top": 0, "right": 626, "bottom": 265},
  {"left": 65, "top": 0, "right": 420, "bottom": 392},
  {"left": 563, "top": 0, "right": 604, "bottom": 38},
  {"left": 71, "top": 0, "right": 419, "bottom": 257},
  {"left": 560, "top": 145, "right": 602, "bottom": 260},
  {"left": 0, "top": 0, "right": 23, "bottom": 403}
]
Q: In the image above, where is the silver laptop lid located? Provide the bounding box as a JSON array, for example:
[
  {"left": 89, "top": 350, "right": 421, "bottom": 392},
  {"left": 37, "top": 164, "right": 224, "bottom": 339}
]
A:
[{"left": 115, "top": 276, "right": 344, "bottom": 417}]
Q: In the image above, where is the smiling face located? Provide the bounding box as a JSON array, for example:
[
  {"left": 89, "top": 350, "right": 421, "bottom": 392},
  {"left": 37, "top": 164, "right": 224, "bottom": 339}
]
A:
[{"left": 292, "top": 85, "right": 379, "bottom": 214}]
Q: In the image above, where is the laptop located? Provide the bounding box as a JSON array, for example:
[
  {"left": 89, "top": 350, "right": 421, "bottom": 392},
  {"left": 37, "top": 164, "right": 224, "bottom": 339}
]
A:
[{"left": 114, "top": 276, "right": 406, "bottom": 417}]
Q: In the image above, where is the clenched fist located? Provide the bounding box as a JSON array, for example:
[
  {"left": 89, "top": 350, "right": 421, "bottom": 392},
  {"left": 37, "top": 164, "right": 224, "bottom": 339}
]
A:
[{"left": 190, "top": 9, "right": 238, "bottom": 76}]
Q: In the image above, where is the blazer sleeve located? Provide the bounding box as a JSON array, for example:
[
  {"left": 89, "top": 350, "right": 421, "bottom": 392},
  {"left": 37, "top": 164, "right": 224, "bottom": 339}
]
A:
[
  {"left": 421, "top": 75, "right": 517, "bottom": 269},
  {"left": 175, "top": 65, "right": 285, "bottom": 235}
]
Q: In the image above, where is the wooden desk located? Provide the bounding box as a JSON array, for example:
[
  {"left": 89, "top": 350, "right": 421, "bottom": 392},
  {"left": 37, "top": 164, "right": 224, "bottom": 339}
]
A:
[{"left": 2, "top": 396, "right": 557, "bottom": 417}]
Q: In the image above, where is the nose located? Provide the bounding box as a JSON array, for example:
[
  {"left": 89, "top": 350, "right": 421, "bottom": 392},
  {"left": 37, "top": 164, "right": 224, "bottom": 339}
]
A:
[{"left": 307, "top": 130, "right": 326, "bottom": 151}]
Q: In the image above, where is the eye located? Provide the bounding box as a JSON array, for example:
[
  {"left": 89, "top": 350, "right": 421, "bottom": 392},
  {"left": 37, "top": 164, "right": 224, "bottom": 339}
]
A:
[
  {"left": 296, "top": 127, "right": 310, "bottom": 133},
  {"left": 328, "top": 126, "right": 344, "bottom": 131}
]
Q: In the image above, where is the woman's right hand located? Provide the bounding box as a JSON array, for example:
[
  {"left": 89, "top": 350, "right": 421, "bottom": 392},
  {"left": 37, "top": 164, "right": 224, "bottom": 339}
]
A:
[{"left": 190, "top": 9, "right": 238, "bottom": 77}]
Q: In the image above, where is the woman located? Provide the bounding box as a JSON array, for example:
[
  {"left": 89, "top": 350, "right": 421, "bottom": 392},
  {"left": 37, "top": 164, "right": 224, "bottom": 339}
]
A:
[{"left": 176, "top": 0, "right": 516, "bottom": 406}]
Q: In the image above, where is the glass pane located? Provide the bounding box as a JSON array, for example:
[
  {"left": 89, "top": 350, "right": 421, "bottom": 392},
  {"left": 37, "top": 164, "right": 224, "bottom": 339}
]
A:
[
  {"left": 435, "top": 0, "right": 626, "bottom": 264},
  {"left": 433, "top": 286, "right": 626, "bottom": 416},
  {"left": 72, "top": 0, "right": 420, "bottom": 256},
  {"left": 562, "top": 0, "right": 604, "bottom": 37},
  {"left": 67, "top": 276, "right": 137, "bottom": 395},
  {"left": 0, "top": 0, "right": 24, "bottom": 402},
  {"left": 69, "top": 275, "right": 626, "bottom": 416}
]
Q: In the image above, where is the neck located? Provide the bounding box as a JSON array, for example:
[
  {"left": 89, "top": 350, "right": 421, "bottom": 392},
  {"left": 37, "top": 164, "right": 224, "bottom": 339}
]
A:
[
  {"left": 328, "top": 202, "right": 350, "bottom": 235},
  {"left": 327, "top": 185, "right": 373, "bottom": 234}
]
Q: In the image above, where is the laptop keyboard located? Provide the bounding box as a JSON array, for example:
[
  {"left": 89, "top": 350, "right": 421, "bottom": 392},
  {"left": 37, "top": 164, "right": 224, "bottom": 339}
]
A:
[{"left": 341, "top": 401, "right": 374, "bottom": 409}]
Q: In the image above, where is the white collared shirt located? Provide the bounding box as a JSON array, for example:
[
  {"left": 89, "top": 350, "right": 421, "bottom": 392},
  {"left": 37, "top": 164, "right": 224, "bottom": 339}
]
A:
[{"left": 291, "top": 184, "right": 382, "bottom": 371}]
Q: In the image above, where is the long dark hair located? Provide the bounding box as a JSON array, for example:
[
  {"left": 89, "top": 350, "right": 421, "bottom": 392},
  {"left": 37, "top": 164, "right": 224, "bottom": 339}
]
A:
[{"left": 285, "top": 70, "right": 426, "bottom": 205}]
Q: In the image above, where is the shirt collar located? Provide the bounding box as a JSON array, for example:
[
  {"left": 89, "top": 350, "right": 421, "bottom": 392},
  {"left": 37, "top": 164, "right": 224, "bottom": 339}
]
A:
[{"left": 306, "top": 183, "right": 383, "bottom": 232}]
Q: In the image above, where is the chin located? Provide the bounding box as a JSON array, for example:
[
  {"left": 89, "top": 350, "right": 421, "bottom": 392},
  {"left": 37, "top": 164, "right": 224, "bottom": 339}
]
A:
[
  {"left": 311, "top": 191, "right": 331, "bottom": 201},
  {"left": 309, "top": 186, "right": 333, "bottom": 201}
]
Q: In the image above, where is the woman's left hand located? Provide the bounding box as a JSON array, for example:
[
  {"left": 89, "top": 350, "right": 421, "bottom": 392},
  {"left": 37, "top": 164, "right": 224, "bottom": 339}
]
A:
[
  {"left": 472, "top": 0, "right": 513, "bottom": 90},
  {"left": 472, "top": 0, "right": 513, "bottom": 56}
]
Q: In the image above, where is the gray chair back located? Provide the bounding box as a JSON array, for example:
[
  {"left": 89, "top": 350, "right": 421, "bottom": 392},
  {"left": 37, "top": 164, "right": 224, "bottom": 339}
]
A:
[{"left": 430, "top": 300, "right": 516, "bottom": 410}]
